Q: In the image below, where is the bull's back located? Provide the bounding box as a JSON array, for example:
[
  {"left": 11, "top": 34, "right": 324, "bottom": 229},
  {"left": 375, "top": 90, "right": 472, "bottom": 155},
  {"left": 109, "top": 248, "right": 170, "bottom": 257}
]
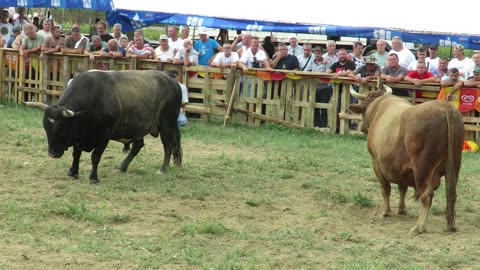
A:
[{"left": 109, "top": 70, "right": 181, "bottom": 138}]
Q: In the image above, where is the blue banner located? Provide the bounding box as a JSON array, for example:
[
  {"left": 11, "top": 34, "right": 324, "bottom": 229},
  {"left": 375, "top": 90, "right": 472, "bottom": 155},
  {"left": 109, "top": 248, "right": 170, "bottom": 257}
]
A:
[
  {"left": 107, "top": 9, "right": 480, "bottom": 50},
  {"left": 5, "top": 0, "right": 115, "bottom": 11}
]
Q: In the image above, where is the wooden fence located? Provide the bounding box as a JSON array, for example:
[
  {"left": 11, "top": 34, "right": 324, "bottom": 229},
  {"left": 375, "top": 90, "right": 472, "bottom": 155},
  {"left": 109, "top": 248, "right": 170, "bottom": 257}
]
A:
[{"left": 1, "top": 48, "right": 479, "bottom": 142}]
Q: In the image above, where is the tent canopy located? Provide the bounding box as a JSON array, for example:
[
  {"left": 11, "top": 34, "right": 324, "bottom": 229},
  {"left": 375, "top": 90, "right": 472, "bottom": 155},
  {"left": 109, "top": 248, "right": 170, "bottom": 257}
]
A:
[
  {"left": 3, "top": 0, "right": 115, "bottom": 11},
  {"left": 107, "top": 0, "right": 480, "bottom": 50}
]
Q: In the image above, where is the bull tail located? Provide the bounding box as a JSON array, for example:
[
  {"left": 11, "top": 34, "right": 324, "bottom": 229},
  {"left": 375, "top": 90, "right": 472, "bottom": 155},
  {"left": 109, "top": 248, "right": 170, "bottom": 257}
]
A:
[
  {"left": 444, "top": 104, "right": 461, "bottom": 232},
  {"left": 172, "top": 125, "right": 182, "bottom": 166}
]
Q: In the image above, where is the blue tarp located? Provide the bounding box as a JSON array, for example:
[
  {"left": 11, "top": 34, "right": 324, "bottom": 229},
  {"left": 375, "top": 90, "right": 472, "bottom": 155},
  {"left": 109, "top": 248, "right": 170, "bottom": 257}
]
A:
[
  {"left": 4, "top": 0, "right": 115, "bottom": 11},
  {"left": 107, "top": 9, "right": 480, "bottom": 50}
]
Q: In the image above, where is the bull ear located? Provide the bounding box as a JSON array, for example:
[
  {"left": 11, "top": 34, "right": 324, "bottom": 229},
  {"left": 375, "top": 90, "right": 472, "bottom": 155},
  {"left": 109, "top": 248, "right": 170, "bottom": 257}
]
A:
[
  {"left": 23, "top": 101, "right": 48, "bottom": 110},
  {"left": 384, "top": 85, "right": 393, "bottom": 95},
  {"left": 349, "top": 104, "right": 364, "bottom": 114},
  {"left": 350, "top": 85, "right": 367, "bottom": 100}
]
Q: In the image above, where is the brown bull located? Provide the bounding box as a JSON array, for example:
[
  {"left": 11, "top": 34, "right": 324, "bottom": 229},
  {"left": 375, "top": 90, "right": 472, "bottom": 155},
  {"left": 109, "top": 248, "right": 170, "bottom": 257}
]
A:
[{"left": 349, "top": 85, "right": 464, "bottom": 235}]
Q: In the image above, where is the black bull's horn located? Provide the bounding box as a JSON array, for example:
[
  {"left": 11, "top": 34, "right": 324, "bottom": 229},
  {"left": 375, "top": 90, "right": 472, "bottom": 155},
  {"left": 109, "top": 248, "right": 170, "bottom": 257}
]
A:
[
  {"left": 23, "top": 102, "right": 75, "bottom": 118},
  {"left": 23, "top": 101, "right": 48, "bottom": 110},
  {"left": 349, "top": 84, "right": 393, "bottom": 100}
]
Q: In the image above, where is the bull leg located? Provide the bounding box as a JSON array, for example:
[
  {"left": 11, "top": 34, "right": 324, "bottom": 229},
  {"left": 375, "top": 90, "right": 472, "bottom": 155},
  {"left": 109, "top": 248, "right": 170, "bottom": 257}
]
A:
[
  {"left": 373, "top": 165, "right": 392, "bottom": 217},
  {"left": 89, "top": 143, "right": 108, "bottom": 184},
  {"left": 118, "top": 139, "right": 144, "bottom": 172},
  {"left": 159, "top": 120, "right": 177, "bottom": 173},
  {"left": 67, "top": 146, "right": 82, "bottom": 179},
  {"left": 398, "top": 185, "right": 408, "bottom": 215},
  {"left": 409, "top": 190, "right": 434, "bottom": 236}
]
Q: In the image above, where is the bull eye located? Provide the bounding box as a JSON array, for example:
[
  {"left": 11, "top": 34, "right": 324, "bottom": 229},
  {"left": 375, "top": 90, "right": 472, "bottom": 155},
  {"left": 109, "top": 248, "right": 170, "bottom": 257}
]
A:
[{"left": 48, "top": 118, "right": 55, "bottom": 124}]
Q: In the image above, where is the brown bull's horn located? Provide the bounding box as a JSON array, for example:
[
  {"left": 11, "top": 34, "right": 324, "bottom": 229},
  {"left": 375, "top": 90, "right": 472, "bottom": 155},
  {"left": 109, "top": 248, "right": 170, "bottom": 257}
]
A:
[
  {"left": 384, "top": 85, "right": 393, "bottom": 95},
  {"left": 23, "top": 101, "right": 48, "bottom": 110},
  {"left": 350, "top": 85, "right": 367, "bottom": 100},
  {"left": 62, "top": 110, "right": 75, "bottom": 118}
]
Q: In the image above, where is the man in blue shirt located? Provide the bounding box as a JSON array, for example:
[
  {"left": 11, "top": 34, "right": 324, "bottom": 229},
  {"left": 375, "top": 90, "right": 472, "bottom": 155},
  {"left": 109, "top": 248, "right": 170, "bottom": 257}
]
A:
[{"left": 193, "top": 27, "right": 223, "bottom": 66}]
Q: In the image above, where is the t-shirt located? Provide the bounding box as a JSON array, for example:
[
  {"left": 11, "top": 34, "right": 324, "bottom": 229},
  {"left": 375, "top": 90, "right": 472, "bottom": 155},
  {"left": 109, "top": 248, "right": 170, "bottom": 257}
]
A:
[
  {"left": 240, "top": 49, "right": 268, "bottom": 68},
  {"left": 275, "top": 55, "right": 299, "bottom": 70},
  {"left": 193, "top": 38, "right": 220, "bottom": 66},
  {"left": 0, "top": 22, "right": 12, "bottom": 48},
  {"left": 87, "top": 41, "right": 108, "bottom": 52},
  {"left": 211, "top": 52, "right": 239, "bottom": 66},
  {"left": 329, "top": 60, "right": 356, "bottom": 73}
]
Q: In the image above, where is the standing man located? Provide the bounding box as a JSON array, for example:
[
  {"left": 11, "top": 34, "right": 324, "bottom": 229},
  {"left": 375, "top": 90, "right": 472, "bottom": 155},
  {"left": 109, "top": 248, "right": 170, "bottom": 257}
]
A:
[
  {"left": 389, "top": 36, "right": 416, "bottom": 69},
  {"left": 297, "top": 43, "right": 313, "bottom": 71},
  {"left": 62, "top": 26, "right": 88, "bottom": 54},
  {"left": 167, "top": 26, "right": 183, "bottom": 52},
  {"left": 194, "top": 27, "right": 223, "bottom": 66},
  {"left": 347, "top": 41, "right": 365, "bottom": 69},
  {"left": 36, "top": 19, "right": 52, "bottom": 40},
  {"left": 448, "top": 44, "right": 475, "bottom": 79},
  {"left": 371, "top": 39, "right": 388, "bottom": 68},
  {"left": 270, "top": 43, "right": 299, "bottom": 70},
  {"left": 426, "top": 44, "right": 439, "bottom": 73},
  {"left": 111, "top": 23, "right": 127, "bottom": 44},
  {"left": 287, "top": 34, "right": 303, "bottom": 56},
  {"left": 95, "top": 21, "right": 114, "bottom": 43},
  {"left": 0, "top": 9, "right": 12, "bottom": 48}
]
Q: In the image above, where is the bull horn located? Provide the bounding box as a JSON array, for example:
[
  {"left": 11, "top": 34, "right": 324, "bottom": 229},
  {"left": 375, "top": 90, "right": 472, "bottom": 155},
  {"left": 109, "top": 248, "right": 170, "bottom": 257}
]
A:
[
  {"left": 62, "top": 110, "right": 75, "bottom": 118},
  {"left": 23, "top": 101, "right": 48, "bottom": 111},
  {"left": 350, "top": 85, "right": 367, "bottom": 100},
  {"left": 384, "top": 85, "right": 393, "bottom": 95}
]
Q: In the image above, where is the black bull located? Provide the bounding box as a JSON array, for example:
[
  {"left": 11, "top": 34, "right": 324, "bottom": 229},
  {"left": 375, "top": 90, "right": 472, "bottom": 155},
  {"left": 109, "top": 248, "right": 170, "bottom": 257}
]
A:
[
  {"left": 349, "top": 86, "right": 464, "bottom": 235},
  {"left": 26, "top": 70, "right": 183, "bottom": 184}
]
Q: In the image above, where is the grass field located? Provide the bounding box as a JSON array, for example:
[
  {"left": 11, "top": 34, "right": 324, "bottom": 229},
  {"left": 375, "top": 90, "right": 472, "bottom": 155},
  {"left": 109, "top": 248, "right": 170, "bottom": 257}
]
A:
[{"left": 1, "top": 102, "right": 480, "bottom": 270}]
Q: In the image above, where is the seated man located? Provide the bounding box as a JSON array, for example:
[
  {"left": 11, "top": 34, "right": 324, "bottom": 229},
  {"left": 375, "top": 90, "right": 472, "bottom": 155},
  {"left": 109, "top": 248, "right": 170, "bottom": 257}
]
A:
[
  {"left": 126, "top": 35, "right": 152, "bottom": 59},
  {"left": 62, "top": 27, "right": 88, "bottom": 54},
  {"left": 100, "top": 39, "right": 126, "bottom": 58},
  {"left": 84, "top": 35, "right": 107, "bottom": 61}
]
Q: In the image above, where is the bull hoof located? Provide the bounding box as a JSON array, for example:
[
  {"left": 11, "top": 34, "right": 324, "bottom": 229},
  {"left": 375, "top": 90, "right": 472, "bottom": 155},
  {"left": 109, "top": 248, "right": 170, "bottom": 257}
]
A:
[
  {"left": 90, "top": 178, "right": 99, "bottom": 185},
  {"left": 381, "top": 211, "right": 392, "bottom": 217},
  {"left": 67, "top": 171, "right": 79, "bottom": 179},
  {"left": 408, "top": 226, "right": 425, "bottom": 236}
]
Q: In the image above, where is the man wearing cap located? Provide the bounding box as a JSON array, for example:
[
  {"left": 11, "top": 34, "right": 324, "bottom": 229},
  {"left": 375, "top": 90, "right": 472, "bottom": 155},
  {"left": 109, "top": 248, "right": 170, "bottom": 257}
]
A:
[
  {"left": 426, "top": 44, "right": 439, "bottom": 73},
  {"left": 463, "top": 66, "right": 480, "bottom": 88},
  {"left": 287, "top": 34, "right": 303, "bottom": 57},
  {"left": 447, "top": 44, "right": 474, "bottom": 79},
  {"left": 193, "top": 27, "right": 223, "bottom": 66},
  {"left": 62, "top": 26, "right": 88, "bottom": 54},
  {"left": 7, "top": 25, "right": 21, "bottom": 48},
  {"left": 154, "top": 34, "right": 176, "bottom": 62},
  {"left": 347, "top": 55, "right": 381, "bottom": 85}
]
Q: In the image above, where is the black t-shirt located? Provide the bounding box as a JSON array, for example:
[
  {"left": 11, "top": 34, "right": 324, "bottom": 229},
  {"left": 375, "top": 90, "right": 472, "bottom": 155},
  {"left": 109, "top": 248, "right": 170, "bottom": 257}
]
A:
[
  {"left": 330, "top": 60, "right": 356, "bottom": 73},
  {"left": 275, "top": 55, "right": 300, "bottom": 70}
]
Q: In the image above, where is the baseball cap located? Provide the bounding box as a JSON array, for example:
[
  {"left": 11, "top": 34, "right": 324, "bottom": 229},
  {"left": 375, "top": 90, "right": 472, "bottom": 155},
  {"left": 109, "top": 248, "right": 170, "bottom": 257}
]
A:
[
  {"left": 455, "top": 44, "right": 464, "bottom": 51},
  {"left": 312, "top": 46, "right": 322, "bottom": 52},
  {"left": 12, "top": 25, "right": 21, "bottom": 33},
  {"left": 159, "top": 34, "right": 168, "bottom": 40},
  {"left": 71, "top": 27, "right": 80, "bottom": 33},
  {"left": 474, "top": 66, "right": 480, "bottom": 73},
  {"left": 198, "top": 27, "right": 208, "bottom": 35},
  {"left": 365, "top": 55, "right": 377, "bottom": 64}
]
